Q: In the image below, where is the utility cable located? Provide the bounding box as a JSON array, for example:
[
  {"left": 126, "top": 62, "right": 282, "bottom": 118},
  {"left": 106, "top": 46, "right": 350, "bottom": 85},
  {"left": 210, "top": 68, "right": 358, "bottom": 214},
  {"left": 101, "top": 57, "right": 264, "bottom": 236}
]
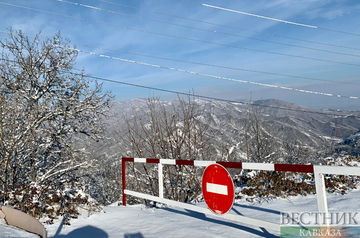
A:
[
  {"left": 202, "top": 3, "right": 360, "bottom": 37},
  {"left": 91, "top": 46, "right": 357, "bottom": 85},
  {"left": 69, "top": 47, "right": 360, "bottom": 100},
  {"left": 98, "top": 0, "right": 360, "bottom": 51},
  {"left": 1, "top": 1, "right": 359, "bottom": 68},
  {"left": 1, "top": 57, "right": 358, "bottom": 118},
  {"left": 55, "top": 0, "right": 360, "bottom": 58}
]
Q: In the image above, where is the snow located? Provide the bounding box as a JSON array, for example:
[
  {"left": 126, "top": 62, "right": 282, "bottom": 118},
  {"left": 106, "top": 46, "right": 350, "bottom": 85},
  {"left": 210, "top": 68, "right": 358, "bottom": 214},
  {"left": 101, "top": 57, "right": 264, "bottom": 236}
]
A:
[
  {"left": 0, "top": 216, "right": 38, "bottom": 238},
  {"left": 0, "top": 225, "right": 39, "bottom": 238},
  {"left": 1, "top": 190, "right": 360, "bottom": 238},
  {"left": 228, "top": 146, "right": 235, "bottom": 155}
]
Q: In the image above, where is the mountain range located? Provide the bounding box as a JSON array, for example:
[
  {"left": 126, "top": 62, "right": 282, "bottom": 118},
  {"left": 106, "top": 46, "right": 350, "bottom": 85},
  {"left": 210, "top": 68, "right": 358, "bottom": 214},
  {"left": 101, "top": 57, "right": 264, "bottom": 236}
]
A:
[{"left": 100, "top": 98, "right": 360, "bottom": 162}]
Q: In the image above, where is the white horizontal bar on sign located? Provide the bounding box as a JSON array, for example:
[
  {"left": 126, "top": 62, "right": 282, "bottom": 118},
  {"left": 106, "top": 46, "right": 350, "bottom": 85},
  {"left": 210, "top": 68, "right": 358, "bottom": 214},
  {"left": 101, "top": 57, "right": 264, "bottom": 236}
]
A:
[
  {"left": 314, "top": 165, "right": 360, "bottom": 176},
  {"left": 207, "top": 183, "right": 228, "bottom": 195},
  {"left": 160, "top": 159, "right": 176, "bottom": 165},
  {"left": 124, "top": 189, "right": 280, "bottom": 232},
  {"left": 134, "top": 158, "right": 147, "bottom": 163},
  {"left": 242, "top": 163, "right": 274, "bottom": 171},
  {"left": 194, "top": 160, "right": 216, "bottom": 167}
]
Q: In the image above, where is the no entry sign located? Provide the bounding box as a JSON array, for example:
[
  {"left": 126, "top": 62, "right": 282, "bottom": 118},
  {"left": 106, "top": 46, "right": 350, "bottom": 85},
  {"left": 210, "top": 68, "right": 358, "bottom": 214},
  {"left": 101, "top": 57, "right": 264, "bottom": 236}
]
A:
[{"left": 202, "top": 164, "right": 234, "bottom": 215}]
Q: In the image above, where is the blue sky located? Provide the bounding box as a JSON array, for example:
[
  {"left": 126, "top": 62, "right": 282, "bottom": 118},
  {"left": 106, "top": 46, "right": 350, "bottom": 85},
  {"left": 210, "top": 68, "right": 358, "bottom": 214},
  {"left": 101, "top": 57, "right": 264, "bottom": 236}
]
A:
[{"left": 0, "top": 0, "right": 359, "bottom": 110}]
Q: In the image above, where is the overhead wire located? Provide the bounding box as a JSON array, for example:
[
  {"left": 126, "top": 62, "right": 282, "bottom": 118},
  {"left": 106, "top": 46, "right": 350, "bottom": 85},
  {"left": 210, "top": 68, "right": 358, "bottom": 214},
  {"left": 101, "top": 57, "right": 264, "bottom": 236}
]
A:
[
  {"left": 89, "top": 46, "right": 357, "bottom": 85},
  {"left": 1, "top": 1, "right": 359, "bottom": 68},
  {"left": 79, "top": 73, "right": 360, "bottom": 118},
  {"left": 3, "top": 41, "right": 356, "bottom": 100},
  {"left": 68, "top": 47, "right": 360, "bottom": 100},
  {"left": 54, "top": 0, "right": 360, "bottom": 58},
  {"left": 1, "top": 2, "right": 359, "bottom": 108},
  {"left": 83, "top": 29, "right": 360, "bottom": 68},
  {"left": 2, "top": 27, "right": 356, "bottom": 99},
  {"left": 98, "top": 0, "right": 360, "bottom": 52},
  {"left": 2, "top": 28, "right": 356, "bottom": 86},
  {"left": 202, "top": 3, "right": 318, "bottom": 29},
  {"left": 202, "top": 3, "right": 360, "bottom": 37},
  {"left": 0, "top": 58, "right": 358, "bottom": 118}
]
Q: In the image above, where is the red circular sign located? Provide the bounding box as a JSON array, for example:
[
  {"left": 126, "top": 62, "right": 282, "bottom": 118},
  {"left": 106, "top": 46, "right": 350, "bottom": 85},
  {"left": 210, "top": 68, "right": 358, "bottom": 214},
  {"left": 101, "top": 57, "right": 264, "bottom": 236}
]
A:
[{"left": 202, "top": 164, "right": 234, "bottom": 215}]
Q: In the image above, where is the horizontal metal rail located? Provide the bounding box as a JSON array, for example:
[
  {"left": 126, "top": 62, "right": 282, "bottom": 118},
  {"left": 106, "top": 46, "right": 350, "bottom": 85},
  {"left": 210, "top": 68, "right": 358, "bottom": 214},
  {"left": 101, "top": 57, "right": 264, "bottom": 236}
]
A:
[
  {"left": 122, "top": 157, "right": 315, "bottom": 173},
  {"left": 124, "top": 189, "right": 280, "bottom": 232}
]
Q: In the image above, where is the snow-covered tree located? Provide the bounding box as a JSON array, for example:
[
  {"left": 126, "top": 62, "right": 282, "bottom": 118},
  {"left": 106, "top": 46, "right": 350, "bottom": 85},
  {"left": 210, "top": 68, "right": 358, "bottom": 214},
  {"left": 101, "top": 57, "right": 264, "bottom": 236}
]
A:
[{"left": 0, "top": 30, "right": 111, "bottom": 215}]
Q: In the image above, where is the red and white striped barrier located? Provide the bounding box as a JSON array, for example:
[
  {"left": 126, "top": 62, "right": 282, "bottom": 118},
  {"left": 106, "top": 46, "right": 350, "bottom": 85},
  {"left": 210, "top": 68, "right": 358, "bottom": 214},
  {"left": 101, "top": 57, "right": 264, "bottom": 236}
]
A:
[
  {"left": 122, "top": 157, "right": 315, "bottom": 171},
  {"left": 122, "top": 157, "right": 360, "bottom": 231}
]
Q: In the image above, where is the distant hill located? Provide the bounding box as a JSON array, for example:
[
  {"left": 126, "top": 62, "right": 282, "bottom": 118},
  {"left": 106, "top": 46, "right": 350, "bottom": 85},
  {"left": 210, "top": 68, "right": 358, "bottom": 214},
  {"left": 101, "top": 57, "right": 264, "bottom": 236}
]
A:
[{"left": 96, "top": 98, "right": 360, "bottom": 162}]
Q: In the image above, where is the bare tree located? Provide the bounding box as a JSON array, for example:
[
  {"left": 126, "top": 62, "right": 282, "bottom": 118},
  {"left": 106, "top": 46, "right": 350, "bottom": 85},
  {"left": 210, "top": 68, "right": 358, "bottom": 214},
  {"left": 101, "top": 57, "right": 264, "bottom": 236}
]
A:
[
  {"left": 243, "top": 106, "right": 277, "bottom": 163},
  {"left": 122, "top": 97, "right": 210, "bottom": 203},
  {"left": 0, "top": 30, "right": 111, "bottom": 211}
]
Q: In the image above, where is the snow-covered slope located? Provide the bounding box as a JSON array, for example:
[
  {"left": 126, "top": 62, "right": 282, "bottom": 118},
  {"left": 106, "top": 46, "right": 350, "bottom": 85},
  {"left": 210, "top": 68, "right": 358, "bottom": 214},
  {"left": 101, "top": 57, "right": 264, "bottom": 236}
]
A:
[{"left": 3, "top": 190, "right": 358, "bottom": 238}]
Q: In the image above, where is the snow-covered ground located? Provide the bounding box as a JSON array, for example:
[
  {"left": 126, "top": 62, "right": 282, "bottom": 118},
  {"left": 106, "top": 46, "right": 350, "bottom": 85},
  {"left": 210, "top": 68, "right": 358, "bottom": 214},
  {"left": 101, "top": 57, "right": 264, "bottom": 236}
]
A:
[
  {"left": 0, "top": 223, "right": 38, "bottom": 238},
  {"left": 1, "top": 190, "right": 360, "bottom": 238}
]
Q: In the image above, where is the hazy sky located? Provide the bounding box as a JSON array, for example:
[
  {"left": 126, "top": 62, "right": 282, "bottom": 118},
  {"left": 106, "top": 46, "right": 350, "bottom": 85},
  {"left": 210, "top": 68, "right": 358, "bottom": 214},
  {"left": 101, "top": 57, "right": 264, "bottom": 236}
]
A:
[{"left": 0, "top": 0, "right": 359, "bottom": 110}]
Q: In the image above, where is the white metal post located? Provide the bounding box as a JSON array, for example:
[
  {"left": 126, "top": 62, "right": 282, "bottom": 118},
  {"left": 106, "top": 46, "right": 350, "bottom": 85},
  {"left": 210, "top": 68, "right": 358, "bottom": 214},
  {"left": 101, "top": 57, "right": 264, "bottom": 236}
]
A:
[
  {"left": 313, "top": 166, "right": 329, "bottom": 225},
  {"left": 158, "top": 163, "right": 164, "bottom": 199}
]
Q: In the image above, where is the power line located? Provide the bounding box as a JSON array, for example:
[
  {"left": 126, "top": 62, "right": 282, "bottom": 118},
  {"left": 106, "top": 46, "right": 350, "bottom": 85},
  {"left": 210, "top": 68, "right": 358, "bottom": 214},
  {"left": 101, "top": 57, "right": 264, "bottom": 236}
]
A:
[
  {"left": 0, "top": 15, "right": 357, "bottom": 100},
  {"left": 0, "top": 1, "right": 84, "bottom": 21},
  {"left": 1, "top": 57, "right": 358, "bottom": 118},
  {"left": 2, "top": 25, "right": 357, "bottom": 86},
  {"left": 69, "top": 47, "right": 359, "bottom": 100},
  {"left": 318, "top": 26, "right": 360, "bottom": 37},
  {"left": 2, "top": 29, "right": 356, "bottom": 86},
  {"left": 3, "top": 43, "right": 356, "bottom": 100},
  {"left": 54, "top": 0, "right": 360, "bottom": 58},
  {"left": 98, "top": 0, "right": 360, "bottom": 52},
  {"left": 87, "top": 29, "right": 360, "bottom": 68},
  {"left": 1, "top": 3, "right": 359, "bottom": 98},
  {"left": 2, "top": 1, "right": 359, "bottom": 68},
  {"left": 91, "top": 46, "right": 357, "bottom": 85},
  {"left": 202, "top": 3, "right": 360, "bottom": 37},
  {"left": 74, "top": 72, "right": 360, "bottom": 118},
  {"left": 203, "top": 4, "right": 318, "bottom": 29}
]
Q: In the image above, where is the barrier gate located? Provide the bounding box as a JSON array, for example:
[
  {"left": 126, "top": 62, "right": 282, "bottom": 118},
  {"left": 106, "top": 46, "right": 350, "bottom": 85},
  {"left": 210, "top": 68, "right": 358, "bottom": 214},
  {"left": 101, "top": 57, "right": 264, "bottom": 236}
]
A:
[{"left": 122, "top": 157, "right": 360, "bottom": 232}]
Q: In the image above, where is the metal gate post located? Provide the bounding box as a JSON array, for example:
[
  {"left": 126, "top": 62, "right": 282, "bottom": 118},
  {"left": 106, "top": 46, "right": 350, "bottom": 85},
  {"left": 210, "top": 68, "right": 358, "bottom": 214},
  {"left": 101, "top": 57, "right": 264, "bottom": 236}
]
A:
[
  {"left": 314, "top": 166, "right": 329, "bottom": 225},
  {"left": 158, "top": 163, "right": 164, "bottom": 199}
]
